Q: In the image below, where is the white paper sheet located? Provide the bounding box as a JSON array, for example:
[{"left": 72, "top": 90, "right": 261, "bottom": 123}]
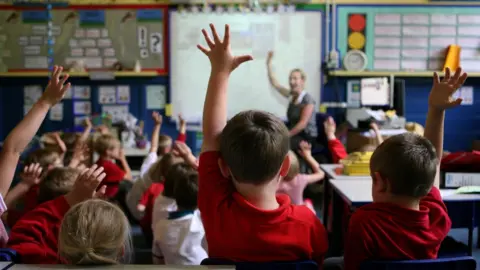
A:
[
  {"left": 50, "top": 103, "right": 63, "bottom": 121},
  {"left": 458, "top": 27, "right": 480, "bottom": 37},
  {"left": 23, "top": 85, "right": 43, "bottom": 105},
  {"left": 373, "top": 59, "right": 400, "bottom": 70},
  {"left": 98, "top": 86, "right": 117, "bottom": 104},
  {"left": 374, "top": 37, "right": 401, "bottom": 47},
  {"left": 102, "top": 105, "right": 129, "bottom": 123},
  {"left": 402, "top": 14, "right": 429, "bottom": 25},
  {"left": 458, "top": 15, "right": 480, "bottom": 24},
  {"left": 146, "top": 85, "right": 166, "bottom": 109},
  {"left": 360, "top": 77, "right": 390, "bottom": 106},
  {"left": 375, "top": 26, "right": 401, "bottom": 36},
  {"left": 403, "top": 26, "right": 429, "bottom": 36},
  {"left": 117, "top": 85, "right": 131, "bottom": 103},
  {"left": 429, "top": 37, "right": 456, "bottom": 48},
  {"left": 458, "top": 37, "right": 480, "bottom": 48},
  {"left": 431, "top": 14, "right": 457, "bottom": 25},
  {"left": 74, "top": 101, "right": 92, "bottom": 115},
  {"left": 73, "top": 86, "right": 91, "bottom": 99},
  {"left": 430, "top": 26, "right": 456, "bottom": 36},
  {"left": 458, "top": 86, "right": 474, "bottom": 105},
  {"left": 24, "top": 105, "right": 32, "bottom": 116},
  {"left": 401, "top": 59, "right": 428, "bottom": 70},
  {"left": 401, "top": 49, "right": 428, "bottom": 58},
  {"left": 374, "top": 48, "right": 400, "bottom": 58},
  {"left": 402, "top": 37, "right": 429, "bottom": 48},
  {"left": 375, "top": 14, "right": 401, "bottom": 24}
]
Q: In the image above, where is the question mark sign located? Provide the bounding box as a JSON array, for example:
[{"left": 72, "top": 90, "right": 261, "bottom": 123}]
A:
[{"left": 150, "top": 33, "right": 162, "bottom": 54}]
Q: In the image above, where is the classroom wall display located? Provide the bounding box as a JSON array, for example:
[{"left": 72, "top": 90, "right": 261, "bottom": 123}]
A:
[
  {"left": 337, "top": 5, "right": 480, "bottom": 72},
  {"left": 170, "top": 11, "right": 322, "bottom": 122},
  {"left": 0, "top": 5, "right": 167, "bottom": 73}
]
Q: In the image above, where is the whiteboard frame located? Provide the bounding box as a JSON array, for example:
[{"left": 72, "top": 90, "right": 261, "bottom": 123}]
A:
[{"left": 166, "top": 7, "right": 325, "bottom": 125}]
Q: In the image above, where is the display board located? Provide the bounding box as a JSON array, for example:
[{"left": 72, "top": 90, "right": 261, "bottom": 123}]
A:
[
  {"left": 0, "top": 5, "right": 167, "bottom": 73},
  {"left": 338, "top": 6, "right": 480, "bottom": 72},
  {"left": 170, "top": 11, "right": 322, "bottom": 122}
]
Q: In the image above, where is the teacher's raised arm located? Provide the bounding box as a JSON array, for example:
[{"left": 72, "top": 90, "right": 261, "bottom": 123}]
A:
[{"left": 266, "top": 51, "right": 291, "bottom": 97}]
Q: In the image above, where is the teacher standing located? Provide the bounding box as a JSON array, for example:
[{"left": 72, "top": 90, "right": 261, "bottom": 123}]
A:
[{"left": 266, "top": 51, "right": 318, "bottom": 151}]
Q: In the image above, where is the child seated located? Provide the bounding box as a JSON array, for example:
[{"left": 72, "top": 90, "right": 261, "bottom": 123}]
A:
[
  {"left": 94, "top": 134, "right": 132, "bottom": 198},
  {"left": 153, "top": 163, "right": 207, "bottom": 265},
  {"left": 197, "top": 24, "right": 327, "bottom": 265},
  {"left": 278, "top": 141, "right": 325, "bottom": 212},
  {"left": 137, "top": 153, "right": 184, "bottom": 246},
  {"left": 8, "top": 165, "right": 107, "bottom": 264},
  {"left": 58, "top": 199, "right": 131, "bottom": 265},
  {"left": 344, "top": 67, "right": 466, "bottom": 269}
]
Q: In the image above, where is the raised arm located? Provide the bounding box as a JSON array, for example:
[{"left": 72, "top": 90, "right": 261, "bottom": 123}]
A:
[
  {"left": 177, "top": 114, "right": 187, "bottom": 142},
  {"left": 197, "top": 24, "right": 252, "bottom": 152},
  {"left": 5, "top": 163, "right": 42, "bottom": 209},
  {"left": 324, "top": 117, "right": 347, "bottom": 163},
  {"left": 424, "top": 67, "right": 467, "bottom": 188},
  {"left": 298, "top": 141, "right": 325, "bottom": 184},
  {"left": 370, "top": 122, "right": 383, "bottom": 146},
  {"left": 0, "top": 66, "right": 70, "bottom": 197},
  {"left": 118, "top": 149, "right": 132, "bottom": 181},
  {"left": 149, "top": 112, "right": 163, "bottom": 154},
  {"left": 266, "top": 51, "right": 290, "bottom": 98},
  {"left": 78, "top": 118, "right": 93, "bottom": 143},
  {"left": 52, "top": 132, "right": 67, "bottom": 155}
]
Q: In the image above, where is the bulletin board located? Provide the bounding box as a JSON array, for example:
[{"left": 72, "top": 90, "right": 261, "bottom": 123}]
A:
[
  {"left": 337, "top": 5, "right": 480, "bottom": 72},
  {"left": 0, "top": 5, "right": 167, "bottom": 73}
]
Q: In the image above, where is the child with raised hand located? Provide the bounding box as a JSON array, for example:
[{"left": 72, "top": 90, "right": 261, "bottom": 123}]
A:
[
  {"left": 278, "top": 141, "right": 325, "bottom": 212},
  {"left": 197, "top": 24, "right": 327, "bottom": 265},
  {"left": 344, "top": 67, "right": 466, "bottom": 270},
  {"left": 8, "top": 165, "right": 107, "bottom": 264},
  {"left": 58, "top": 199, "right": 131, "bottom": 265}
]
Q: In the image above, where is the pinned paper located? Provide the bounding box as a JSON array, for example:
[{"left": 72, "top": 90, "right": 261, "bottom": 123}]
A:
[
  {"left": 73, "top": 86, "right": 91, "bottom": 99},
  {"left": 102, "top": 105, "right": 129, "bottom": 123},
  {"left": 117, "top": 85, "right": 131, "bottom": 103},
  {"left": 146, "top": 85, "right": 166, "bottom": 109},
  {"left": 165, "top": 104, "right": 172, "bottom": 116},
  {"left": 23, "top": 85, "right": 42, "bottom": 105},
  {"left": 50, "top": 103, "right": 63, "bottom": 121},
  {"left": 98, "top": 86, "right": 116, "bottom": 104},
  {"left": 360, "top": 77, "right": 390, "bottom": 106},
  {"left": 453, "top": 86, "right": 474, "bottom": 105},
  {"left": 74, "top": 101, "right": 92, "bottom": 115}
]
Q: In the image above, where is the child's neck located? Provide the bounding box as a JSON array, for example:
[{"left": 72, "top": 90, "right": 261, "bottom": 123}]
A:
[
  {"left": 378, "top": 194, "right": 420, "bottom": 210},
  {"left": 235, "top": 181, "right": 279, "bottom": 210},
  {"left": 100, "top": 155, "right": 115, "bottom": 162}
]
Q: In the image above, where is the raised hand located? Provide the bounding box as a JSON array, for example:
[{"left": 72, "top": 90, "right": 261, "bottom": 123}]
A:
[
  {"left": 41, "top": 66, "right": 71, "bottom": 106},
  {"left": 323, "top": 117, "right": 336, "bottom": 139},
  {"left": 178, "top": 114, "right": 186, "bottom": 127},
  {"left": 152, "top": 111, "right": 163, "bottom": 126},
  {"left": 84, "top": 118, "right": 92, "bottom": 128},
  {"left": 430, "top": 67, "right": 468, "bottom": 110},
  {"left": 197, "top": 24, "right": 253, "bottom": 74},
  {"left": 267, "top": 51, "right": 274, "bottom": 63},
  {"left": 298, "top": 141, "right": 312, "bottom": 158},
  {"left": 64, "top": 165, "right": 106, "bottom": 206},
  {"left": 174, "top": 141, "right": 192, "bottom": 158},
  {"left": 20, "top": 163, "right": 43, "bottom": 187}
]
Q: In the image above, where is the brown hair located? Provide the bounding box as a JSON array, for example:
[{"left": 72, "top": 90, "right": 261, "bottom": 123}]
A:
[
  {"left": 38, "top": 167, "right": 80, "bottom": 204},
  {"left": 25, "top": 149, "right": 61, "bottom": 169},
  {"left": 157, "top": 135, "right": 173, "bottom": 156},
  {"left": 370, "top": 133, "right": 438, "bottom": 198},
  {"left": 220, "top": 110, "right": 290, "bottom": 185},
  {"left": 171, "top": 163, "right": 198, "bottom": 210},
  {"left": 290, "top": 68, "right": 306, "bottom": 81},
  {"left": 161, "top": 153, "right": 185, "bottom": 197},
  {"left": 94, "top": 134, "right": 119, "bottom": 155},
  {"left": 284, "top": 151, "right": 299, "bottom": 182},
  {"left": 58, "top": 199, "right": 132, "bottom": 265}
]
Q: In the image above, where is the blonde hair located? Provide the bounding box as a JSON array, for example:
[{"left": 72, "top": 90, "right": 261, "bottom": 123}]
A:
[
  {"left": 58, "top": 199, "right": 132, "bottom": 265},
  {"left": 94, "top": 134, "right": 120, "bottom": 155},
  {"left": 284, "top": 151, "right": 299, "bottom": 181},
  {"left": 405, "top": 122, "right": 424, "bottom": 136},
  {"left": 25, "top": 149, "right": 61, "bottom": 169},
  {"left": 290, "top": 68, "right": 306, "bottom": 81},
  {"left": 157, "top": 135, "right": 173, "bottom": 155}
]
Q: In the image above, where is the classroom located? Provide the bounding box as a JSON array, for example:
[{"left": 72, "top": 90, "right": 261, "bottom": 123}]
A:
[{"left": 0, "top": 0, "right": 479, "bottom": 269}]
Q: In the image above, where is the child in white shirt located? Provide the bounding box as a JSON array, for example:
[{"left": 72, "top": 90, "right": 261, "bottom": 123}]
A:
[{"left": 152, "top": 163, "right": 207, "bottom": 265}]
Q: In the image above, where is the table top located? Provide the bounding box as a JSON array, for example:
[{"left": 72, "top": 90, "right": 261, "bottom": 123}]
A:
[
  {"left": 8, "top": 265, "right": 233, "bottom": 270},
  {"left": 320, "top": 164, "right": 371, "bottom": 180},
  {"left": 330, "top": 179, "right": 480, "bottom": 206},
  {"left": 124, "top": 147, "right": 149, "bottom": 157}
]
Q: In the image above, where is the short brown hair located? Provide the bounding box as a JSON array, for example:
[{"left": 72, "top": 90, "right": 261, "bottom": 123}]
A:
[
  {"left": 157, "top": 135, "right": 173, "bottom": 156},
  {"left": 159, "top": 153, "right": 184, "bottom": 196},
  {"left": 94, "top": 134, "right": 119, "bottom": 155},
  {"left": 285, "top": 151, "right": 299, "bottom": 181},
  {"left": 220, "top": 110, "right": 290, "bottom": 185},
  {"left": 171, "top": 163, "right": 198, "bottom": 210},
  {"left": 25, "top": 149, "right": 61, "bottom": 169},
  {"left": 38, "top": 167, "right": 80, "bottom": 203},
  {"left": 370, "top": 133, "right": 438, "bottom": 198}
]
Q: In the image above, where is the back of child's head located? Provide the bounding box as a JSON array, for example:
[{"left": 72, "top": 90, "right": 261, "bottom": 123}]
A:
[
  {"left": 62, "top": 133, "right": 80, "bottom": 148},
  {"left": 161, "top": 153, "right": 185, "bottom": 196},
  {"left": 25, "top": 148, "right": 62, "bottom": 170},
  {"left": 284, "top": 151, "right": 299, "bottom": 182},
  {"left": 220, "top": 110, "right": 290, "bottom": 185},
  {"left": 172, "top": 163, "right": 199, "bottom": 210},
  {"left": 58, "top": 199, "right": 131, "bottom": 265},
  {"left": 370, "top": 133, "right": 438, "bottom": 198},
  {"left": 157, "top": 135, "right": 173, "bottom": 156},
  {"left": 38, "top": 167, "right": 80, "bottom": 204},
  {"left": 94, "top": 134, "right": 120, "bottom": 156}
]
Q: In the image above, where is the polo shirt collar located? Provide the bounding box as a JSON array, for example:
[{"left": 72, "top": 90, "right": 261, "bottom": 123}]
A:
[{"left": 232, "top": 193, "right": 292, "bottom": 224}]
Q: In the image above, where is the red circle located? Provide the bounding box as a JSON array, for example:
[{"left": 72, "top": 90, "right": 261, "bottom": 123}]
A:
[{"left": 349, "top": 14, "right": 366, "bottom": 31}]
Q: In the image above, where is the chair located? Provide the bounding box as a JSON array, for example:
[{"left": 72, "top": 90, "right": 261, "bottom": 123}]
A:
[
  {"left": 201, "top": 258, "right": 318, "bottom": 270},
  {"left": 359, "top": 256, "right": 476, "bottom": 270},
  {"left": 0, "top": 248, "right": 19, "bottom": 262}
]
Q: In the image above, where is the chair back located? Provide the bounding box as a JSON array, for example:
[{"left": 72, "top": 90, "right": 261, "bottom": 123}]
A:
[
  {"left": 201, "top": 258, "right": 318, "bottom": 270},
  {"left": 360, "top": 256, "right": 476, "bottom": 270},
  {"left": 0, "top": 248, "right": 19, "bottom": 262}
]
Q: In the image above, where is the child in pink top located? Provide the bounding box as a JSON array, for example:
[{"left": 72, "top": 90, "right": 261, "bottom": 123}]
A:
[{"left": 277, "top": 141, "right": 325, "bottom": 212}]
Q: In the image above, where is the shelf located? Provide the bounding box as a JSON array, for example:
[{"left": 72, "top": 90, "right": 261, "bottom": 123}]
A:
[
  {"left": 0, "top": 71, "right": 160, "bottom": 77},
  {"left": 329, "top": 70, "right": 480, "bottom": 78}
]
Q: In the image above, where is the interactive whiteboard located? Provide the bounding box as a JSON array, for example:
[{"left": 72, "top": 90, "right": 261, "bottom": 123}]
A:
[{"left": 170, "top": 11, "right": 322, "bottom": 122}]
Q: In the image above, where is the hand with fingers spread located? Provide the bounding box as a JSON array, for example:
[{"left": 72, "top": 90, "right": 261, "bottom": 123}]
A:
[
  {"left": 430, "top": 67, "right": 468, "bottom": 111},
  {"left": 64, "top": 165, "right": 106, "bottom": 206},
  {"left": 298, "top": 141, "right": 312, "bottom": 158},
  {"left": 20, "top": 163, "right": 43, "bottom": 187},
  {"left": 40, "top": 66, "right": 71, "bottom": 106},
  {"left": 324, "top": 117, "right": 336, "bottom": 140},
  {"left": 197, "top": 24, "right": 253, "bottom": 74},
  {"left": 174, "top": 141, "right": 198, "bottom": 169}
]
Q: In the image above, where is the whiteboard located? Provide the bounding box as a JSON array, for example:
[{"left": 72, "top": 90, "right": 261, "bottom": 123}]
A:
[{"left": 170, "top": 11, "right": 322, "bottom": 122}]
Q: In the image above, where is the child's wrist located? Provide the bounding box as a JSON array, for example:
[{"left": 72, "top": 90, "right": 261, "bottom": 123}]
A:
[{"left": 326, "top": 133, "right": 336, "bottom": 140}]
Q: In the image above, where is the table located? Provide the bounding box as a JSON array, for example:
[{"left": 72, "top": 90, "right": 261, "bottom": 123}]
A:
[
  {"left": 319, "top": 164, "right": 370, "bottom": 228},
  {"left": 8, "top": 265, "right": 233, "bottom": 270},
  {"left": 0, "top": 262, "right": 12, "bottom": 270},
  {"left": 329, "top": 179, "right": 480, "bottom": 256}
]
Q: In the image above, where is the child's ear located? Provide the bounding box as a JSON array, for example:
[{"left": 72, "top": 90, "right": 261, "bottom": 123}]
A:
[
  {"left": 217, "top": 158, "right": 231, "bottom": 178},
  {"left": 372, "top": 171, "right": 388, "bottom": 193},
  {"left": 279, "top": 153, "right": 291, "bottom": 177}
]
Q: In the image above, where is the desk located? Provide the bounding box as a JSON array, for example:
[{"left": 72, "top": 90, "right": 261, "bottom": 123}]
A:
[
  {"left": 320, "top": 164, "right": 370, "bottom": 228},
  {"left": 124, "top": 148, "right": 149, "bottom": 157},
  {"left": 0, "top": 262, "right": 12, "bottom": 270},
  {"left": 8, "top": 265, "right": 233, "bottom": 270},
  {"left": 330, "top": 180, "right": 480, "bottom": 256}
]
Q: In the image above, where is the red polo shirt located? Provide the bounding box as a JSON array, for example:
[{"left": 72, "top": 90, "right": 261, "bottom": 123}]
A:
[
  {"left": 95, "top": 158, "right": 126, "bottom": 198},
  {"left": 198, "top": 151, "right": 328, "bottom": 267},
  {"left": 344, "top": 187, "right": 451, "bottom": 270}
]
